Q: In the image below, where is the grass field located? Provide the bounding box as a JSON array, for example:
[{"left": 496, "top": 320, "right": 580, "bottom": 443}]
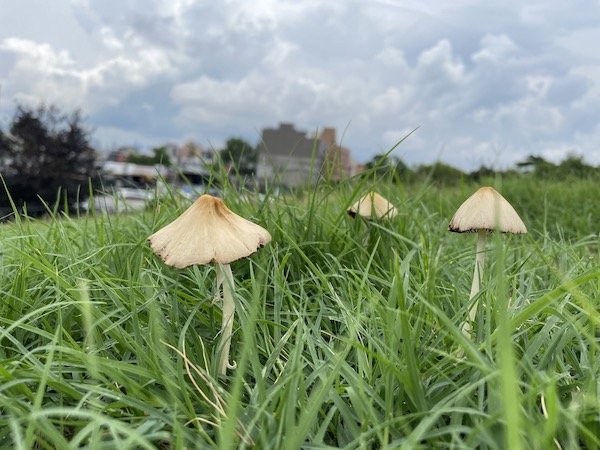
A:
[{"left": 0, "top": 173, "right": 598, "bottom": 449}]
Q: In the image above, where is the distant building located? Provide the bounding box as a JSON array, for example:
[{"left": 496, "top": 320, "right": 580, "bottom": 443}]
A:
[
  {"left": 256, "top": 123, "right": 364, "bottom": 187},
  {"left": 351, "top": 161, "right": 366, "bottom": 175},
  {"left": 256, "top": 123, "right": 322, "bottom": 188},
  {"left": 107, "top": 147, "right": 137, "bottom": 162},
  {"left": 172, "top": 141, "right": 216, "bottom": 166},
  {"left": 100, "top": 160, "right": 169, "bottom": 187},
  {"left": 171, "top": 140, "right": 216, "bottom": 185},
  {"left": 320, "top": 127, "right": 353, "bottom": 181}
]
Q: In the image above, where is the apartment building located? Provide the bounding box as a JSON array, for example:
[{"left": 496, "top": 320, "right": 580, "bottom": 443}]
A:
[{"left": 256, "top": 123, "right": 322, "bottom": 188}]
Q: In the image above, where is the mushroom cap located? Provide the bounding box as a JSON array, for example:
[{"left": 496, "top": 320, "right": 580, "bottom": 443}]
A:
[
  {"left": 149, "top": 194, "right": 272, "bottom": 268},
  {"left": 347, "top": 191, "right": 398, "bottom": 220},
  {"left": 448, "top": 186, "right": 527, "bottom": 234}
]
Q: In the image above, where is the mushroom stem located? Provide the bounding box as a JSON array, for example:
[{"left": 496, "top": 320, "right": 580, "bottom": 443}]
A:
[
  {"left": 214, "top": 267, "right": 224, "bottom": 304},
  {"left": 463, "top": 230, "right": 486, "bottom": 335},
  {"left": 217, "top": 263, "right": 237, "bottom": 375},
  {"left": 470, "top": 230, "right": 487, "bottom": 300}
]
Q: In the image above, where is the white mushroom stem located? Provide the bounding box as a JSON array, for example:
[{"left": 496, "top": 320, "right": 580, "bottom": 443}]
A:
[
  {"left": 217, "top": 263, "right": 237, "bottom": 375},
  {"left": 463, "top": 230, "right": 486, "bottom": 335},
  {"left": 214, "top": 266, "right": 224, "bottom": 304},
  {"left": 469, "top": 230, "right": 487, "bottom": 300}
]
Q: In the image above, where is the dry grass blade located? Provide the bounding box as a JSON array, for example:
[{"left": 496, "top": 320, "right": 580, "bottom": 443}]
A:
[{"left": 161, "top": 339, "right": 254, "bottom": 446}]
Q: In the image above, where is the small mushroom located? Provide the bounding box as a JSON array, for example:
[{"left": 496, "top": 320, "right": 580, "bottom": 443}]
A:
[
  {"left": 448, "top": 186, "right": 526, "bottom": 335},
  {"left": 149, "top": 194, "right": 271, "bottom": 375},
  {"left": 347, "top": 191, "right": 398, "bottom": 220}
]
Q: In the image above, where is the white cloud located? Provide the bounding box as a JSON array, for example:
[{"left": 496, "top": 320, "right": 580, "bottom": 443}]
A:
[
  {"left": 0, "top": 34, "right": 178, "bottom": 114},
  {"left": 417, "top": 39, "right": 465, "bottom": 81},
  {"left": 99, "top": 26, "right": 124, "bottom": 50},
  {"left": 472, "top": 34, "right": 519, "bottom": 63},
  {"left": 1, "top": 0, "right": 600, "bottom": 170},
  {"left": 376, "top": 47, "right": 409, "bottom": 69}
]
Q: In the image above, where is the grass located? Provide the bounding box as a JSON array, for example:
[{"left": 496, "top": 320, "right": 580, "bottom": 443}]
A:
[{"left": 0, "top": 172, "right": 599, "bottom": 449}]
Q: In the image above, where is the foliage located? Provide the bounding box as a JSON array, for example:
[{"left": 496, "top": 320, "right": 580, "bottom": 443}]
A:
[
  {"left": 411, "top": 161, "right": 466, "bottom": 185},
  {"left": 363, "top": 153, "right": 409, "bottom": 184},
  {"left": 219, "top": 138, "right": 257, "bottom": 176},
  {"left": 516, "top": 154, "right": 558, "bottom": 177},
  {"left": 0, "top": 169, "right": 599, "bottom": 448},
  {"left": 362, "top": 152, "right": 600, "bottom": 186},
  {"left": 468, "top": 165, "right": 498, "bottom": 182},
  {"left": 127, "top": 146, "right": 172, "bottom": 167},
  {"left": 0, "top": 104, "right": 96, "bottom": 215},
  {"left": 516, "top": 153, "right": 600, "bottom": 179}
]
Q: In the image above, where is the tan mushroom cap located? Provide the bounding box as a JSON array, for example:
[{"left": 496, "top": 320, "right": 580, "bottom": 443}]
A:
[
  {"left": 347, "top": 191, "right": 398, "bottom": 220},
  {"left": 149, "top": 194, "right": 271, "bottom": 268},
  {"left": 448, "top": 186, "right": 527, "bottom": 234}
]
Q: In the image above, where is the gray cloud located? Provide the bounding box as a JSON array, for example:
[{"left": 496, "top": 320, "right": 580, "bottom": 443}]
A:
[{"left": 1, "top": 0, "right": 600, "bottom": 169}]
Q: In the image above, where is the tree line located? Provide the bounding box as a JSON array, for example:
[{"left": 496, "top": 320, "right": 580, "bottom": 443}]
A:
[
  {"left": 363, "top": 152, "right": 600, "bottom": 185},
  {"left": 195, "top": 138, "right": 600, "bottom": 184},
  {"left": 1, "top": 103, "right": 599, "bottom": 217},
  {"left": 123, "top": 138, "right": 600, "bottom": 184}
]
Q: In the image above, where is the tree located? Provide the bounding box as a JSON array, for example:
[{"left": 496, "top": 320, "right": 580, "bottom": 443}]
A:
[
  {"left": 516, "top": 155, "right": 556, "bottom": 177},
  {"left": 515, "top": 153, "right": 599, "bottom": 179},
  {"left": 364, "top": 153, "right": 410, "bottom": 183},
  {"left": 219, "top": 138, "right": 257, "bottom": 176},
  {"left": 469, "top": 165, "right": 497, "bottom": 182},
  {"left": 127, "top": 146, "right": 172, "bottom": 166},
  {"left": 556, "top": 153, "right": 597, "bottom": 179},
  {"left": 152, "top": 146, "right": 171, "bottom": 167},
  {"left": 0, "top": 104, "right": 96, "bottom": 215},
  {"left": 365, "top": 153, "right": 393, "bottom": 173},
  {"left": 413, "top": 162, "right": 465, "bottom": 184}
]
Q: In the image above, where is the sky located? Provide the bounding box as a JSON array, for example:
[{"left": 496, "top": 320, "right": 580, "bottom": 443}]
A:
[{"left": 1, "top": 0, "right": 600, "bottom": 170}]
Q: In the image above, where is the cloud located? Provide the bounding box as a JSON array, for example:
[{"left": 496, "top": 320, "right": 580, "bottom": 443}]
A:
[
  {"left": 0, "top": 35, "right": 176, "bottom": 106},
  {"left": 1, "top": 0, "right": 600, "bottom": 170}
]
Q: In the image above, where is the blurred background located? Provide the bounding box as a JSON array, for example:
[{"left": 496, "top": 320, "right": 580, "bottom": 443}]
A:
[{"left": 1, "top": 0, "right": 600, "bottom": 213}]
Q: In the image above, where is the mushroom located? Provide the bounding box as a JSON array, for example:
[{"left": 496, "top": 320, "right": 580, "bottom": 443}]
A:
[
  {"left": 448, "top": 186, "right": 527, "bottom": 335},
  {"left": 347, "top": 191, "right": 398, "bottom": 220},
  {"left": 148, "top": 194, "right": 271, "bottom": 375}
]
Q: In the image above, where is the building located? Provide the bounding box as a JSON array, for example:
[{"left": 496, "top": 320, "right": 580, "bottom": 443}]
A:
[
  {"left": 256, "top": 123, "right": 364, "bottom": 187},
  {"left": 256, "top": 123, "right": 322, "bottom": 188},
  {"left": 319, "top": 127, "right": 353, "bottom": 182},
  {"left": 171, "top": 140, "right": 215, "bottom": 186},
  {"left": 99, "top": 141, "right": 217, "bottom": 190}
]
